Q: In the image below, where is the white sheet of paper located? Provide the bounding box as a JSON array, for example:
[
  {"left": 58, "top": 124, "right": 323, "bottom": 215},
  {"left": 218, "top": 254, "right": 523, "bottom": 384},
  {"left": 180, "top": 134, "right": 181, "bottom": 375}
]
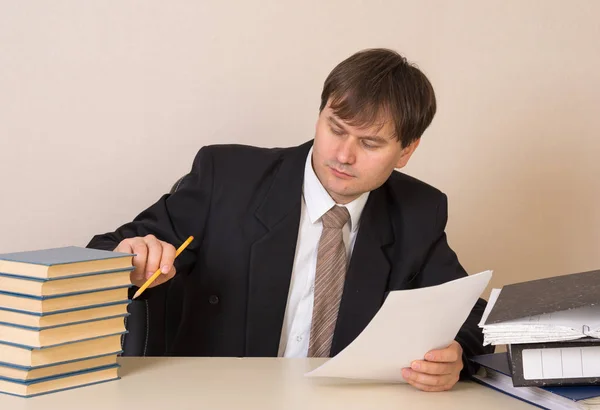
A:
[
  {"left": 480, "top": 288, "right": 600, "bottom": 345},
  {"left": 305, "top": 270, "right": 493, "bottom": 382}
]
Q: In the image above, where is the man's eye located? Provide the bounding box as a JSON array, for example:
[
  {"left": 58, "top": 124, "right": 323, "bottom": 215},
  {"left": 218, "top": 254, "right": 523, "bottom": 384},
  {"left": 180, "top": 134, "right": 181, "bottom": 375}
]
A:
[
  {"left": 331, "top": 127, "right": 344, "bottom": 135},
  {"left": 362, "top": 140, "right": 376, "bottom": 149}
]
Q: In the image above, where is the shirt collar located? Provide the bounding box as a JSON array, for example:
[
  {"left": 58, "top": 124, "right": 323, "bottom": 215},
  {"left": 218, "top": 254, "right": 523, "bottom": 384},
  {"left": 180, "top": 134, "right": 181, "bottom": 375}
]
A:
[{"left": 302, "top": 147, "right": 369, "bottom": 232}]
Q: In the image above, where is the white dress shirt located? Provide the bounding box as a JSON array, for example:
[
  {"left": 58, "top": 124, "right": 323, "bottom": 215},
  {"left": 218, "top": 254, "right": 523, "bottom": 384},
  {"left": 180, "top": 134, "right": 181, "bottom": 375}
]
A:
[{"left": 277, "top": 147, "right": 369, "bottom": 357}]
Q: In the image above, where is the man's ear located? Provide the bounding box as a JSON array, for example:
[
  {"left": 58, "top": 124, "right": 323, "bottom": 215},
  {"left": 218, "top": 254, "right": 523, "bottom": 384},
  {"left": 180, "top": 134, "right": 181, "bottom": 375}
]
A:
[{"left": 395, "top": 139, "right": 421, "bottom": 169}]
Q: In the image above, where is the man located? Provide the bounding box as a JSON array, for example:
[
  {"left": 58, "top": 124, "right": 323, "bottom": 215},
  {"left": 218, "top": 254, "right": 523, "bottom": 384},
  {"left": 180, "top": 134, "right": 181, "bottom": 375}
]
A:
[{"left": 87, "top": 48, "right": 493, "bottom": 392}]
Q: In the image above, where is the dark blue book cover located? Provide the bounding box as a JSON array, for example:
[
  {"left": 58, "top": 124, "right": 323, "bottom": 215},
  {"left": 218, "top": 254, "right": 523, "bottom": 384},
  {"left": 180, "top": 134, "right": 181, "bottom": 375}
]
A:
[
  {"left": 0, "top": 312, "right": 130, "bottom": 331},
  {"left": 0, "top": 351, "right": 123, "bottom": 371},
  {"left": 0, "top": 300, "right": 131, "bottom": 317},
  {"left": 0, "top": 267, "right": 134, "bottom": 282},
  {"left": 0, "top": 363, "right": 121, "bottom": 398},
  {"left": 0, "top": 246, "right": 133, "bottom": 266},
  {"left": 0, "top": 363, "right": 119, "bottom": 384},
  {"left": 0, "top": 283, "right": 132, "bottom": 300},
  {"left": 472, "top": 353, "right": 600, "bottom": 401}
]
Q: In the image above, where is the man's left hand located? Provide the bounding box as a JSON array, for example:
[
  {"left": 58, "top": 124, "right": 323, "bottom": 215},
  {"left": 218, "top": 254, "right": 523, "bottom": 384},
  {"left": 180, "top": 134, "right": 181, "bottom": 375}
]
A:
[{"left": 401, "top": 340, "right": 464, "bottom": 392}]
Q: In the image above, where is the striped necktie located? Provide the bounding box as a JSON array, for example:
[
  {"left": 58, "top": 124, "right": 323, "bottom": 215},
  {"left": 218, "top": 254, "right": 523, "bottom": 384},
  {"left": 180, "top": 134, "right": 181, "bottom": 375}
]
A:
[{"left": 308, "top": 205, "right": 350, "bottom": 357}]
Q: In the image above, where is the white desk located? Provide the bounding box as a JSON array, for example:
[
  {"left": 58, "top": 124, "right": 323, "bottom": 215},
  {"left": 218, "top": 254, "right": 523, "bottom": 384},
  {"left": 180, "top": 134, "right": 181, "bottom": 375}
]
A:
[{"left": 1, "top": 357, "right": 535, "bottom": 409}]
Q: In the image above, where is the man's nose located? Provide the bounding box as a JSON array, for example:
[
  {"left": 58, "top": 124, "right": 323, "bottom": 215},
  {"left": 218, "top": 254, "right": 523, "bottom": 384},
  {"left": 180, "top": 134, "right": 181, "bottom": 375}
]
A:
[{"left": 336, "top": 138, "right": 356, "bottom": 164}]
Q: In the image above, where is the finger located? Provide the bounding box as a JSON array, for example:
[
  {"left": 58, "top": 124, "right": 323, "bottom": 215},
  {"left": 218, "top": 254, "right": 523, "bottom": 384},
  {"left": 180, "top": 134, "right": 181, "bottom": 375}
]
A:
[
  {"left": 143, "top": 235, "right": 163, "bottom": 279},
  {"left": 149, "top": 265, "right": 176, "bottom": 288},
  {"left": 410, "top": 360, "right": 454, "bottom": 375},
  {"left": 128, "top": 239, "right": 149, "bottom": 282},
  {"left": 158, "top": 242, "right": 176, "bottom": 276},
  {"left": 114, "top": 240, "right": 136, "bottom": 278},
  {"left": 406, "top": 378, "right": 453, "bottom": 392},
  {"left": 114, "top": 240, "right": 134, "bottom": 255},
  {"left": 425, "top": 343, "right": 462, "bottom": 363},
  {"left": 402, "top": 368, "right": 455, "bottom": 387}
]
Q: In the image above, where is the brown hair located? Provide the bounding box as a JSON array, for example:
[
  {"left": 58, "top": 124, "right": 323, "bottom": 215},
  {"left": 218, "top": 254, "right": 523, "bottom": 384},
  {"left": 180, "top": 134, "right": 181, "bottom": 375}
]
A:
[{"left": 319, "top": 48, "right": 436, "bottom": 148}]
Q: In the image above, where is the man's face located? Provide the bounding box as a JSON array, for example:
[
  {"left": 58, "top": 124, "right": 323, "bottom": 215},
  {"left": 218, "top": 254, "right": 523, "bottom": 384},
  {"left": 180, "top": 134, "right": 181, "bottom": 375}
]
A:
[{"left": 312, "top": 101, "right": 419, "bottom": 204}]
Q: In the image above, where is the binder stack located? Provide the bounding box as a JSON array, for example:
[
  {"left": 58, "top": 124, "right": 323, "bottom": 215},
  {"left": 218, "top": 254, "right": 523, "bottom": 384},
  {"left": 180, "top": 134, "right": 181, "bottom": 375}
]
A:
[
  {"left": 472, "top": 269, "right": 600, "bottom": 408},
  {"left": 478, "top": 268, "right": 600, "bottom": 387}
]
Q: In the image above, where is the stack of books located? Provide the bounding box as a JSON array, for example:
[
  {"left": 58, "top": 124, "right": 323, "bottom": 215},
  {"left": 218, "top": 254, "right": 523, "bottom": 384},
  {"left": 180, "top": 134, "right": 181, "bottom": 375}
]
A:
[{"left": 0, "top": 246, "right": 134, "bottom": 398}]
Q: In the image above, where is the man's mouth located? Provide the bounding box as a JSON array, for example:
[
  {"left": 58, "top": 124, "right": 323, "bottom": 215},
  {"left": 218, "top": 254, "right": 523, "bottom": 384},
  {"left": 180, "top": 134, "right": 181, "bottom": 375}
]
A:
[{"left": 329, "top": 166, "right": 354, "bottom": 179}]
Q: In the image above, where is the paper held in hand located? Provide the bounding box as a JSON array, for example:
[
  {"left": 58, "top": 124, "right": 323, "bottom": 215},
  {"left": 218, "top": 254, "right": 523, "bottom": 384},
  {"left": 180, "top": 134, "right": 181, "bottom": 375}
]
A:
[{"left": 305, "top": 270, "right": 493, "bottom": 382}]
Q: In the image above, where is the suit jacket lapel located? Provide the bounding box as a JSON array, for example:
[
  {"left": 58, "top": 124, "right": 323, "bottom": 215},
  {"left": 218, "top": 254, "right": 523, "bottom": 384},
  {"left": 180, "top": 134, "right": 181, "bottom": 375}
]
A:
[
  {"left": 244, "top": 141, "right": 312, "bottom": 357},
  {"left": 330, "top": 186, "right": 395, "bottom": 356}
]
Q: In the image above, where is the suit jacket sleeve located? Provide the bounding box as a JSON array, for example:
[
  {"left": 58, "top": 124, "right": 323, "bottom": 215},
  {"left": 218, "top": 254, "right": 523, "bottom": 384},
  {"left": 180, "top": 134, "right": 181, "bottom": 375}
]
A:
[
  {"left": 86, "top": 147, "right": 214, "bottom": 299},
  {"left": 413, "top": 193, "right": 494, "bottom": 379}
]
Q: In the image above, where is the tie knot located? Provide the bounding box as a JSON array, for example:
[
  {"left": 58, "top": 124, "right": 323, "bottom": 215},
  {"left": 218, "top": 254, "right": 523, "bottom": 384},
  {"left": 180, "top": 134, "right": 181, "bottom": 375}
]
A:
[{"left": 322, "top": 206, "right": 350, "bottom": 229}]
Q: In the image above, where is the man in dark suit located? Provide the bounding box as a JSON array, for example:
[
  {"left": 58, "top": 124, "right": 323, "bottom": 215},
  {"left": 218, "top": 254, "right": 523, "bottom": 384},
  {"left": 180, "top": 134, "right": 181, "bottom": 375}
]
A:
[{"left": 87, "top": 48, "right": 493, "bottom": 392}]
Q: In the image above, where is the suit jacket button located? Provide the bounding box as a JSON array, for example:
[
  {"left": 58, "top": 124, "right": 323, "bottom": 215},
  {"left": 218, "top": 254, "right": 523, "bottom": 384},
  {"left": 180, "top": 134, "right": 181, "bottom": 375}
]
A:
[{"left": 209, "top": 295, "right": 219, "bottom": 305}]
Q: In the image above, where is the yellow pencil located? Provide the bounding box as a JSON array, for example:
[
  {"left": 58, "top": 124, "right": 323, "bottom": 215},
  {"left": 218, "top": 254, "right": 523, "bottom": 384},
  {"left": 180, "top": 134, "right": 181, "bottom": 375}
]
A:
[{"left": 132, "top": 235, "right": 194, "bottom": 299}]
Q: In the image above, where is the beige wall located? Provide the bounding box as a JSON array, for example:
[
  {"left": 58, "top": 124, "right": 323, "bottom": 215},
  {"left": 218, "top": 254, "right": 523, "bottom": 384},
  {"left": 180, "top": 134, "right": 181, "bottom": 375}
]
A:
[{"left": 1, "top": 1, "right": 599, "bottom": 295}]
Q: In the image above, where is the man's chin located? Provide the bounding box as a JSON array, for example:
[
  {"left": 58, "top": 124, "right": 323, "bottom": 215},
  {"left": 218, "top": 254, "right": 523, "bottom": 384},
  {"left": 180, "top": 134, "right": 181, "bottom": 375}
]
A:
[{"left": 324, "top": 185, "right": 360, "bottom": 204}]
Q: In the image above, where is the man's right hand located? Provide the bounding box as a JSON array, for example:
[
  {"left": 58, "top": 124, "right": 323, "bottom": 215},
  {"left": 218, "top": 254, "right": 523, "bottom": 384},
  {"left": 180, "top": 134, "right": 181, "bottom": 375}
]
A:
[{"left": 114, "top": 235, "right": 177, "bottom": 288}]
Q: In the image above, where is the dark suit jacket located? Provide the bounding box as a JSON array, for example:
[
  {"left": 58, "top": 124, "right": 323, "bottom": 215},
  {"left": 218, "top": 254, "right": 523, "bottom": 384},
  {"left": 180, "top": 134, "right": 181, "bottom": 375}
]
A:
[{"left": 87, "top": 140, "right": 493, "bottom": 377}]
